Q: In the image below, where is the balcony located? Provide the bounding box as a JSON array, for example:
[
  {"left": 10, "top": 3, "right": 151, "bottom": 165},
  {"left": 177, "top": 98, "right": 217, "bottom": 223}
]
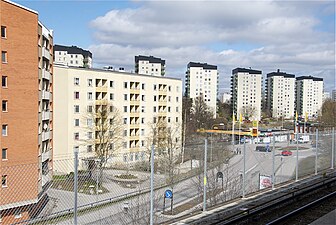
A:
[
  {"left": 130, "top": 100, "right": 140, "bottom": 105},
  {"left": 159, "top": 90, "right": 167, "bottom": 95},
  {"left": 130, "top": 123, "right": 140, "bottom": 129},
  {"left": 130, "top": 88, "right": 140, "bottom": 94},
  {"left": 96, "top": 86, "right": 107, "bottom": 92},
  {"left": 95, "top": 99, "right": 108, "bottom": 105},
  {"left": 130, "top": 112, "right": 140, "bottom": 117},
  {"left": 42, "top": 47, "right": 50, "bottom": 59},
  {"left": 42, "top": 130, "right": 51, "bottom": 141},
  {"left": 42, "top": 70, "right": 51, "bottom": 80},
  {"left": 129, "top": 136, "right": 139, "bottom": 141},
  {"left": 42, "top": 148, "right": 52, "bottom": 162},
  {"left": 42, "top": 111, "right": 51, "bottom": 120},
  {"left": 41, "top": 90, "right": 51, "bottom": 100}
]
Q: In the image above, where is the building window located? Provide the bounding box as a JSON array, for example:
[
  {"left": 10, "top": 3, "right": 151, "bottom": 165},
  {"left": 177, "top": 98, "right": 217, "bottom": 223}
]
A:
[
  {"left": 87, "top": 132, "right": 93, "bottom": 139},
  {"left": 123, "top": 118, "right": 127, "bottom": 124},
  {"left": 153, "top": 84, "right": 157, "bottom": 90},
  {"left": 176, "top": 117, "right": 179, "bottom": 122},
  {"left": 141, "top": 106, "right": 145, "bottom": 113},
  {"left": 87, "top": 119, "right": 93, "bottom": 127},
  {"left": 124, "top": 94, "right": 127, "bottom": 101},
  {"left": 2, "top": 76, "right": 7, "bottom": 87},
  {"left": 141, "top": 118, "right": 145, "bottom": 124},
  {"left": 110, "top": 93, "right": 114, "bottom": 100},
  {"left": 168, "top": 86, "right": 171, "bottom": 91},
  {"left": 2, "top": 100, "right": 7, "bottom": 112},
  {"left": 1, "top": 26, "right": 6, "bottom": 38},
  {"left": 176, "top": 97, "right": 179, "bottom": 102},
  {"left": 124, "top": 106, "right": 127, "bottom": 112},
  {"left": 74, "top": 132, "right": 79, "bottom": 140},
  {"left": 87, "top": 106, "right": 93, "bottom": 113},
  {"left": 74, "top": 119, "right": 79, "bottom": 126},
  {"left": 87, "top": 145, "right": 92, "bottom": 153},
  {"left": 168, "top": 107, "right": 171, "bottom": 112},
  {"left": 154, "top": 96, "right": 157, "bottom": 101},
  {"left": 74, "top": 77, "right": 79, "bottom": 85},
  {"left": 2, "top": 148, "right": 7, "bottom": 160},
  {"left": 176, "top": 107, "right": 179, "bottom": 112},
  {"left": 124, "top": 130, "right": 127, "bottom": 136},
  {"left": 88, "top": 92, "right": 93, "bottom": 100},
  {"left": 1, "top": 175, "right": 7, "bottom": 187},
  {"left": 74, "top": 92, "right": 80, "bottom": 99},
  {"left": 141, "top": 129, "right": 145, "bottom": 135},
  {"left": 110, "top": 81, "right": 114, "bottom": 88},
  {"left": 88, "top": 79, "right": 93, "bottom": 87},
  {"left": 124, "top": 82, "right": 127, "bottom": 89},
  {"left": 74, "top": 105, "right": 79, "bottom": 113},
  {"left": 142, "top": 83, "right": 145, "bottom": 90},
  {"left": 2, "top": 125, "right": 7, "bottom": 136},
  {"left": 1, "top": 51, "right": 7, "bottom": 63},
  {"left": 123, "top": 142, "right": 127, "bottom": 149},
  {"left": 153, "top": 117, "right": 157, "bottom": 123},
  {"left": 153, "top": 106, "right": 157, "bottom": 112}
]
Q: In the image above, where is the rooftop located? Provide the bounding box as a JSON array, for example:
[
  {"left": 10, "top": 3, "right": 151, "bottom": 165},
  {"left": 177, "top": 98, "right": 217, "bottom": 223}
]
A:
[
  {"left": 267, "top": 69, "right": 295, "bottom": 78},
  {"left": 135, "top": 55, "right": 165, "bottom": 64},
  {"left": 188, "top": 62, "right": 217, "bottom": 70},
  {"left": 296, "top": 76, "right": 323, "bottom": 81},
  {"left": 54, "top": 44, "right": 92, "bottom": 58},
  {"left": 232, "top": 67, "right": 262, "bottom": 75}
]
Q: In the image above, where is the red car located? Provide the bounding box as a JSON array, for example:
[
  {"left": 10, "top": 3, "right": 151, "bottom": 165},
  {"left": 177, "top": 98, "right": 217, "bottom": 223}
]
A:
[{"left": 281, "top": 150, "right": 293, "bottom": 156}]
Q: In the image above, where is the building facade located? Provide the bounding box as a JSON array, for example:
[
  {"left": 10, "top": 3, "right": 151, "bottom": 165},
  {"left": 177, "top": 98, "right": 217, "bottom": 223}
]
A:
[
  {"left": 266, "top": 70, "right": 295, "bottom": 119},
  {"left": 231, "top": 68, "right": 262, "bottom": 121},
  {"left": 220, "top": 92, "right": 231, "bottom": 104},
  {"left": 54, "top": 44, "right": 92, "bottom": 68},
  {"left": 185, "top": 62, "right": 218, "bottom": 117},
  {"left": 332, "top": 89, "right": 336, "bottom": 102},
  {"left": 322, "top": 91, "right": 330, "bottom": 102},
  {"left": 135, "top": 55, "right": 165, "bottom": 76},
  {"left": 0, "top": 1, "right": 53, "bottom": 224},
  {"left": 53, "top": 65, "right": 182, "bottom": 173},
  {"left": 295, "top": 76, "right": 323, "bottom": 119}
]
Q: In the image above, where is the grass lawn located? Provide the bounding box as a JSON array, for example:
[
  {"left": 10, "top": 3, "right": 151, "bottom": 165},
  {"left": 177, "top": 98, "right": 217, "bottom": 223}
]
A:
[{"left": 52, "top": 177, "right": 109, "bottom": 195}]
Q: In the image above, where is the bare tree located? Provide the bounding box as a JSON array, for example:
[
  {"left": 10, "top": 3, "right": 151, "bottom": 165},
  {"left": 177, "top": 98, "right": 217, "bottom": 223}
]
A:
[
  {"left": 81, "top": 101, "right": 124, "bottom": 182},
  {"left": 318, "top": 99, "right": 336, "bottom": 127},
  {"left": 240, "top": 105, "right": 257, "bottom": 121},
  {"left": 190, "top": 96, "right": 214, "bottom": 130}
]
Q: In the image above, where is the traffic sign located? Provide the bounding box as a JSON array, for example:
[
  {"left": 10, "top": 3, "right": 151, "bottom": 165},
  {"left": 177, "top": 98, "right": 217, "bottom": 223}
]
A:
[{"left": 165, "top": 189, "right": 173, "bottom": 199}]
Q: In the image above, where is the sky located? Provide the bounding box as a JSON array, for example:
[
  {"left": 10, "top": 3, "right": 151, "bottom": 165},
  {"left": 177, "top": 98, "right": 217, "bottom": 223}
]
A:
[{"left": 17, "top": 0, "right": 336, "bottom": 93}]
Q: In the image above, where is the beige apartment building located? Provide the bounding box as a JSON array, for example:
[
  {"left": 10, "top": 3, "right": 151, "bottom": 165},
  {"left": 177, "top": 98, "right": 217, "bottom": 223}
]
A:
[
  {"left": 231, "top": 68, "right": 262, "bottom": 121},
  {"left": 295, "top": 76, "right": 323, "bottom": 119},
  {"left": 266, "top": 70, "right": 295, "bottom": 119},
  {"left": 0, "top": 0, "right": 53, "bottom": 224},
  {"left": 53, "top": 65, "right": 182, "bottom": 173},
  {"left": 185, "top": 62, "right": 218, "bottom": 117}
]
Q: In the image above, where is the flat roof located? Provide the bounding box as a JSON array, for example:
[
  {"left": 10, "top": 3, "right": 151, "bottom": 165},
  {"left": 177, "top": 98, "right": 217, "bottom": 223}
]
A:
[
  {"left": 267, "top": 70, "right": 295, "bottom": 78},
  {"left": 188, "top": 62, "right": 217, "bottom": 70},
  {"left": 54, "top": 45, "right": 92, "bottom": 58},
  {"left": 232, "top": 67, "right": 262, "bottom": 75},
  {"left": 296, "top": 76, "right": 323, "bottom": 81},
  {"left": 4, "top": 0, "right": 38, "bottom": 14},
  {"left": 54, "top": 64, "right": 181, "bottom": 81},
  {"left": 135, "top": 55, "right": 165, "bottom": 64}
]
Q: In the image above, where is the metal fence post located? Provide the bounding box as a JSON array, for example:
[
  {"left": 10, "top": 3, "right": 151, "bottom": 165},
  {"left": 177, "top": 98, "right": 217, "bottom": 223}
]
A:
[
  {"left": 315, "top": 129, "right": 318, "bottom": 175},
  {"left": 203, "top": 138, "right": 208, "bottom": 212},
  {"left": 296, "top": 132, "right": 299, "bottom": 181},
  {"left": 332, "top": 127, "right": 335, "bottom": 170},
  {"left": 150, "top": 144, "right": 154, "bottom": 225},
  {"left": 272, "top": 135, "right": 275, "bottom": 190},
  {"left": 243, "top": 137, "right": 246, "bottom": 198},
  {"left": 74, "top": 148, "right": 79, "bottom": 225}
]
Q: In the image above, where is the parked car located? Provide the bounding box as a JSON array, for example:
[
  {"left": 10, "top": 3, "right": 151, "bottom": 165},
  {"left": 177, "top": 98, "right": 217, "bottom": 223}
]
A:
[
  {"left": 281, "top": 150, "right": 293, "bottom": 156},
  {"left": 256, "top": 146, "right": 271, "bottom": 152}
]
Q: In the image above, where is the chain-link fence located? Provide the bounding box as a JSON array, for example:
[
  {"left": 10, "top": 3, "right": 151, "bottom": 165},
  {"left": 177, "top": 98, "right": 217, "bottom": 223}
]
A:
[{"left": 0, "top": 128, "right": 335, "bottom": 225}]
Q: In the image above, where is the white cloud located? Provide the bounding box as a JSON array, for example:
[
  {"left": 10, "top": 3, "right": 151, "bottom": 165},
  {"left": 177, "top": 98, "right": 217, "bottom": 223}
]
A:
[{"left": 88, "top": 0, "right": 335, "bottom": 92}]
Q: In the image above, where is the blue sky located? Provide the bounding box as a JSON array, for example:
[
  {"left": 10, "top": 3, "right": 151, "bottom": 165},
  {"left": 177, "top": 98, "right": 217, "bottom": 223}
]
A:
[{"left": 17, "top": 0, "right": 335, "bottom": 92}]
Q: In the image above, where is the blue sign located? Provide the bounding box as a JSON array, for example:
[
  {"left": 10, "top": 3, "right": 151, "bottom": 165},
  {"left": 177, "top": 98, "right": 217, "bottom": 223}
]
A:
[{"left": 165, "top": 189, "right": 173, "bottom": 199}]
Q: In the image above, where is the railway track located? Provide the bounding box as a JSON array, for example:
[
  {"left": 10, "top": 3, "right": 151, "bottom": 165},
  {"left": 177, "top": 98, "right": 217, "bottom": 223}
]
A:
[{"left": 169, "top": 171, "right": 336, "bottom": 225}]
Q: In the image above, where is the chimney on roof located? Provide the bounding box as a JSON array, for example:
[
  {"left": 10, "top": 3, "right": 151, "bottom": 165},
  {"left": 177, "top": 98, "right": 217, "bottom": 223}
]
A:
[{"left": 277, "top": 69, "right": 280, "bottom": 73}]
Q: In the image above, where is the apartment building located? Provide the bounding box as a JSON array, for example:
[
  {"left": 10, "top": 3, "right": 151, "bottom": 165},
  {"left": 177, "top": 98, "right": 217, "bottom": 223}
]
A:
[
  {"left": 185, "top": 62, "right": 218, "bottom": 117},
  {"left": 53, "top": 65, "right": 182, "bottom": 173},
  {"left": 54, "top": 44, "right": 92, "bottom": 68},
  {"left": 231, "top": 68, "right": 262, "bottom": 121},
  {"left": 323, "top": 91, "right": 330, "bottom": 102},
  {"left": 0, "top": 1, "right": 53, "bottom": 224},
  {"left": 266, "top": 69, "right": 295, "bottom": 119},
  {"left": 220, "top": 92, "right": 231, "bottom": 104},
  {"left": 332, "top": 89, "right": 336, "bottom": 101},
  {"left": 295, "top": 76, "right": 323, "bottom": 118},
  {"left": 135, "top": 55, "right": 165, "bottom": 76}
]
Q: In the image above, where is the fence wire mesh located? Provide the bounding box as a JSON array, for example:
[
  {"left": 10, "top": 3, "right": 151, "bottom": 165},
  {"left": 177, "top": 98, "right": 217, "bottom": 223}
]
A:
[{"left": 0, "top": 128, "right": 335, "bottom": 225}]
